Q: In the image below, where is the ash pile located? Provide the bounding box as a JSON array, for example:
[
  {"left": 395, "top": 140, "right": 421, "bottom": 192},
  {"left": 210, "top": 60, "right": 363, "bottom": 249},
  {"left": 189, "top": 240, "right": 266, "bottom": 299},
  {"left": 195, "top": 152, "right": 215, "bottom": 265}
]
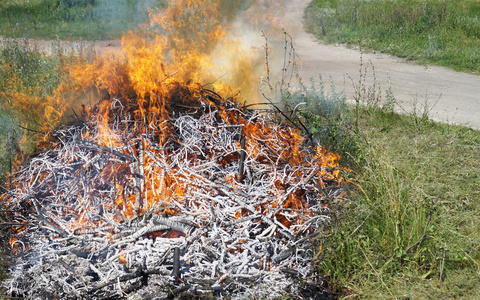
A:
[{"left": 2, "top": 85, "right": 346, "bottom": 299}]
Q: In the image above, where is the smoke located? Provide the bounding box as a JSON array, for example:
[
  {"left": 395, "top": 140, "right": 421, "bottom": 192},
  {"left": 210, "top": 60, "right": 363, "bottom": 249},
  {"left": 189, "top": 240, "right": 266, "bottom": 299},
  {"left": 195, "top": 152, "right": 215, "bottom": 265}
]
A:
[
  {"left": 69, "top": 0, "right": 297, "bottom": 109},
  {"left": 138, "top": 0, "right": 295, "bottom": 103},
  {"left": 90, "top": 0, "right": 162, "bottom": 35},
  {"left": 217, "top": 0, "right": 296, "bottom": 103}
]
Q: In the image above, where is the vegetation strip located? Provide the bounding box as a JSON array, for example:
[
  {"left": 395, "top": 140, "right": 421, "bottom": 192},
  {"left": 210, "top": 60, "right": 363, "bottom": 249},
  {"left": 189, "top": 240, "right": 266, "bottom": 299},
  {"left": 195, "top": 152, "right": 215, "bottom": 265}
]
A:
[
  {"left": 305, "top": 0, "right": 480, "bottom": 74},
  {"left": 0, "top": 0, "right": 167, "bottom": 40},
  {"left": 282, "top": 62, "right": 480, "bottom": 298}
]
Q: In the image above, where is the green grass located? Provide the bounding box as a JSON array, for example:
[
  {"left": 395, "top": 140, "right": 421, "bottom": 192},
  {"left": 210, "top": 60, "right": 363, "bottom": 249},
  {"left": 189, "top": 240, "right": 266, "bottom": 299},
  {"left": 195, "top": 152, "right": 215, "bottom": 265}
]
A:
[
  {"left": 281, "top": 73, "right": 480, "bottom": 299},
  {"left": 332, "top": 111, "right": 479, "bottom": 299},
  {"left": 300, "top": 3, "right": 480, "bottom": 295},
  {"left": 305, "top": 0, "right": 480, "bottom": 74},
  {"left": 0, "top": 0, "right": 167, "bottom": 40}
]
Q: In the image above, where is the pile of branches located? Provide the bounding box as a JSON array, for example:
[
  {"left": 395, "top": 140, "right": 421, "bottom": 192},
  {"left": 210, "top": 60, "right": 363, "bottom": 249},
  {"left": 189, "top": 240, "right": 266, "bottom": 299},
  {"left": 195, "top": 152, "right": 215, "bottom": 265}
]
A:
[{"left": 2, "top": 86, "right": 346, "bottom": 299}]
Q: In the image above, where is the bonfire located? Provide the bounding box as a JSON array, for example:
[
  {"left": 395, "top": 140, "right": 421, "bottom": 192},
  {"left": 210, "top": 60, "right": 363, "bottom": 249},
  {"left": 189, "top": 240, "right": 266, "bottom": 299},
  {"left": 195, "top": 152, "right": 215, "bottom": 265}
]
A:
[{"left": 1, "top": 0, "right": 348, "bottom": 299}]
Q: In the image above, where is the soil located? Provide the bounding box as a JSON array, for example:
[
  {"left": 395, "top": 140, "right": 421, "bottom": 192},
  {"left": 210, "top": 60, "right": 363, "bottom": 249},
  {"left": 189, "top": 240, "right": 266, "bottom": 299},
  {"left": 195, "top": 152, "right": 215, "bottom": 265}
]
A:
[{"left": 6, "top": 0, "right": 479, "bottom": 129}]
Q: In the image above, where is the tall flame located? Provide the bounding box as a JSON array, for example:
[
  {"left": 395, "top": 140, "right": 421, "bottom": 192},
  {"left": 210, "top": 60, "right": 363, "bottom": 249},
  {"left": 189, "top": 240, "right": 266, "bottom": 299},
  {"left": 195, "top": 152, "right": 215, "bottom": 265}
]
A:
[{"left": 70, "top": 0, "right": 297, "bottom": 119}]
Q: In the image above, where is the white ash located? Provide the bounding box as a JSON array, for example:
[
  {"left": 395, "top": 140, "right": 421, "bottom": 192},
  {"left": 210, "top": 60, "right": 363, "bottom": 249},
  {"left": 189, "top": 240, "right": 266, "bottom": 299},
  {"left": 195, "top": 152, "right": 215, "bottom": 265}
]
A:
[{"left": 2, "top": 96, "right": 345, "bottom": 299}]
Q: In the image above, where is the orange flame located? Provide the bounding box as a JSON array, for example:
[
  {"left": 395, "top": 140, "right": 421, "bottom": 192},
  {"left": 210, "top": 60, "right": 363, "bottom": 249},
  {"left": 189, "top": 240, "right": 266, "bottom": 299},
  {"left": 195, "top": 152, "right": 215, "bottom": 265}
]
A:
[
  {"left": 3, "top": 0, "right": 348, "bottom": 247},
  {"left": 119, "top": 249, "right": 128, "bottom": 266}
]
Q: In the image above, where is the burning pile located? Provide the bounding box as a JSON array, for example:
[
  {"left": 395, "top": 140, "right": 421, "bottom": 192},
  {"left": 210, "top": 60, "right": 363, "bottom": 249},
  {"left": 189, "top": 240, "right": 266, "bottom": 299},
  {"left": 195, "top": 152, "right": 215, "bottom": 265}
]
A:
[
  {"left": 2, "top": 85, "right": 346, "bottom": 299},
  {"left": 1, "top": 0, "right": 348, "bottom": 298}
]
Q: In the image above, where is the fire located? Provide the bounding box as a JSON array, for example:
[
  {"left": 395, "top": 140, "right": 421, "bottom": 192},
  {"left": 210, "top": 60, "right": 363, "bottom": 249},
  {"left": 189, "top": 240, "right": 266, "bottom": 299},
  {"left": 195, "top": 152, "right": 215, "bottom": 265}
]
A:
[
  {"left": 66, "top": 0, "right": 291, "bottom": 122},
  {"left": 119, "top": 249, "right": 128, "bottom": 266},
  {"left": 1, "top": 1, "right": 349, "bottom": 298}
]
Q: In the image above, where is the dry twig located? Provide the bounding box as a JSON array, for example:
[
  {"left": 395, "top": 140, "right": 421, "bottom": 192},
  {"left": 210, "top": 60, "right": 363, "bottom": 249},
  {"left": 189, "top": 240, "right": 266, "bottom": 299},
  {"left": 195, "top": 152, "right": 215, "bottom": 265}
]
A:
[{"left": 2, "top": 94, "right": 345, "bottom": 299}]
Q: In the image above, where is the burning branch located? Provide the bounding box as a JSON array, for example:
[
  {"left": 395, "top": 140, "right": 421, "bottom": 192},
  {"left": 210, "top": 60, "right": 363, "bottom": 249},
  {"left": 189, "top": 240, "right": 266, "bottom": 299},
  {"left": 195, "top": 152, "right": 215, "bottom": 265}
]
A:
[{"left": 2, "top": 87, "right": 346, "bottom": 299}]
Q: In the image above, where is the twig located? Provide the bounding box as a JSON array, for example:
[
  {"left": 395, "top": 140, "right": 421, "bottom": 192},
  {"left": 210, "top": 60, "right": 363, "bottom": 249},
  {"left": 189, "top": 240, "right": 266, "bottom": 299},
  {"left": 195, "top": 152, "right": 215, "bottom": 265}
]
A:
[
  {"left": 405, "top": 195, "right": 440, "bottom": 253},
  {"left": 259, "top": 77, "right": 313, "bottom": 144},
  {"left": 88, "top": 268, "right": 170, "bottom": 293},
  {"left": 440, "top": 242, "right": 446, "bottom": 281},
  {"left": 173, "top": 247, "right": 181, "bottom": 284},
  {"left": 238, "top": 130, "right": 246, "bottom": 183},
  {"left": 17, "top": 125, "right": 44, "bottom": 134},
  {"left": 0, "top": 222, "right": 29, "bottom": 226},
  {"left": 349, "top": 210, "right": 373, "bottom": 237},
  {"left": 279, "top": 29, "right": 298, "bottom": 95},
  {"left": 77, "top": 139, "right": 135, "bottom": 162},
  {"left": 261, "top": 31, "right": 272, "bottom": 92},
  {"left": 0, "top": 295, "right": 22, "bottom": 299},
  {"left": 132, "top": 138, "right": 144, "bottom": 210}
]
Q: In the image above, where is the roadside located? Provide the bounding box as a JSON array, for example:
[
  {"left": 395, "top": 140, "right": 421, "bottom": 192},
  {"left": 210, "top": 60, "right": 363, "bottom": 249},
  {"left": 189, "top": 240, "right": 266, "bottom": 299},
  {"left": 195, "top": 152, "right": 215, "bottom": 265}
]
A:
[
  {"left": 278, "top": 2, "right": 479, "bottom": 299},
  {"left": 281, "top": 0, "right": 480, "bottom": 129}
]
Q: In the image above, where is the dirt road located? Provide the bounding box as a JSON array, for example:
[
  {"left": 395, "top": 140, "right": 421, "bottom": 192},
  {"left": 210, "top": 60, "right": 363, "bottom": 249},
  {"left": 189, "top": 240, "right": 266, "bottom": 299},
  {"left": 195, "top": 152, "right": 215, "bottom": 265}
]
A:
[{"left": 283, "top": 0, "right": 480, "bottom": 129}]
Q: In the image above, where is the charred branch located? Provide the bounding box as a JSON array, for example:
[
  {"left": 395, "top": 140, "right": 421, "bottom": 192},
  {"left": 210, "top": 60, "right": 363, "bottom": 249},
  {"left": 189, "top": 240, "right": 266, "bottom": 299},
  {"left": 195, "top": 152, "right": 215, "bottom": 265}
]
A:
[
  {"left": 77, "top": 139, "right": 135, "bottom": 162},
  {"left": 2, "top": 94, "right": 347, "bottom": 299}
]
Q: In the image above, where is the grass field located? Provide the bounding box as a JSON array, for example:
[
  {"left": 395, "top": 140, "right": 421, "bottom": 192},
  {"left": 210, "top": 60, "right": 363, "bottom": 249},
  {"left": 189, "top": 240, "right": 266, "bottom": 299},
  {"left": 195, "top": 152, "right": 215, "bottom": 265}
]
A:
[{"left": 304, "top": 0, "right": 480, "bottom": 74}]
